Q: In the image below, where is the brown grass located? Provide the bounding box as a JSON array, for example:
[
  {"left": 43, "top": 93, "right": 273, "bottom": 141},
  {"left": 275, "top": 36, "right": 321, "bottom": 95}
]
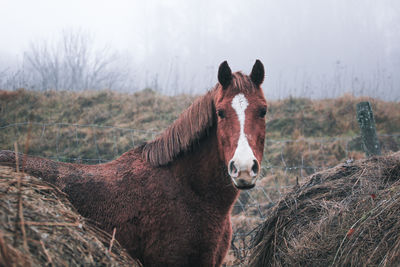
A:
[{"left": 1, "top": 89, "right": 399, "bottom": 266}]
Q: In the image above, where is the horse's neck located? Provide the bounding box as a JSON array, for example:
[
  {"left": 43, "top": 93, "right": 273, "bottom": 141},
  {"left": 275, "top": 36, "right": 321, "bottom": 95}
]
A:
[{"left": 172, "top": 126, "right": 239, "bottom": 211}]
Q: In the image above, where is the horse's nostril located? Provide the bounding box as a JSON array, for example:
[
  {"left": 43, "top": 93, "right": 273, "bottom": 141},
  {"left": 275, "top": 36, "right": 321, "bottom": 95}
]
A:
[
  {"left": 251, "top": 160, "right": 259, "bottom": 175},
  {"left": 229, "top": 161, "right": 237, "bottom": 174}
]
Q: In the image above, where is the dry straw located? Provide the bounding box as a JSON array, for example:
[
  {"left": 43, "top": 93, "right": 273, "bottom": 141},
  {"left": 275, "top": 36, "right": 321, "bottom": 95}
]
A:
[
  {"left": 0, "top": 165, "right": 141, "bottom": 266},
  {"left": 249, "top": 152, "right": 400, "bottom": 266}
]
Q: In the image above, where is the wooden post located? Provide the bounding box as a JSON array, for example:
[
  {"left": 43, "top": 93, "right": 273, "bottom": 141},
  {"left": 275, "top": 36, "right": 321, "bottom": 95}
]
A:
[{"left": 356, "top": 101, "right": 381, "bottom": 156}]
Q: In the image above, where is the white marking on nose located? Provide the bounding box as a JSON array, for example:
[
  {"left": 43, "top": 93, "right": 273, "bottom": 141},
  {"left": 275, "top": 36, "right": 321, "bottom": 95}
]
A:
[{"left": 230, "top": 93, "right": 257, "bottom": 177}]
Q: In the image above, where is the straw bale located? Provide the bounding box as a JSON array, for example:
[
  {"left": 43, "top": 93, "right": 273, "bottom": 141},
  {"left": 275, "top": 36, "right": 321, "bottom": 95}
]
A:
[
  {"left": 0, "top": 166, "right": 141, "bottom": 267},
  {"left": 250, "top": 152, "right": 400, "bottom": 267}
]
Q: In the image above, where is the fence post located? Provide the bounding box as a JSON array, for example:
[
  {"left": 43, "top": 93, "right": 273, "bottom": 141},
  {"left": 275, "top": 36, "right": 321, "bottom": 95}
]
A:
[{"left": 356, "top": 101, "right": 381, "bottom": 156}]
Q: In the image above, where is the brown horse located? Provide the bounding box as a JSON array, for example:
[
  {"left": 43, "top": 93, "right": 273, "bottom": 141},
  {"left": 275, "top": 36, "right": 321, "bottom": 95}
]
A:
[{"left": 0, "top": 60, "right": 267, "bottom": 266}]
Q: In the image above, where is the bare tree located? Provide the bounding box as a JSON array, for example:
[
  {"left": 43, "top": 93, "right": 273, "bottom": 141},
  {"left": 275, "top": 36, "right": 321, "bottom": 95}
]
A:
[
  {"left": 23, "top": 29, "right": 128, "bottom": 91},
  {"left": 0, "top": 66, "right": 30, "bottom": 90}
]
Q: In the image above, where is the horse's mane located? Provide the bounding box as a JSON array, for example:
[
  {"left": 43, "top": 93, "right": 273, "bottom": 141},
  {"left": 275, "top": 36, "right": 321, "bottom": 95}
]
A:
[
  {"left": 142, "top": 89, "right": 217, "bottom": 166},
  {"left": 142, "top": 72, "right": 255, "bottom": 167}
]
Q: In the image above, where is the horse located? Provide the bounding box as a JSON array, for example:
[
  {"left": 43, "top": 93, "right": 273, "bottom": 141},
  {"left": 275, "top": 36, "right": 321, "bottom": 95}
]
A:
[{"left": 0, "top": 60, "right": 268, "bottom": 266}]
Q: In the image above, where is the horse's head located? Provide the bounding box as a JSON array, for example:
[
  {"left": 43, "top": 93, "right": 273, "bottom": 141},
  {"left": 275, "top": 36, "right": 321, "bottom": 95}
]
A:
[{"left": 215, "top": 60, "right": 267, "bottom": 190}]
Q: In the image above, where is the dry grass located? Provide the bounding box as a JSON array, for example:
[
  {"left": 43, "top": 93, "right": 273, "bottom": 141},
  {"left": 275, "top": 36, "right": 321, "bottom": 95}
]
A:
[
  {"left": 1, "top": 89, "right": 399, "bottom": 171},
  {"left": 0, "top": 165, "right": 141, "bottom": 267},
  {"left": 1, "top": 89, "right": 399, "bottom": 266},
  {"left": 249, "top": 151, "right": 400, "bottom": 267}
]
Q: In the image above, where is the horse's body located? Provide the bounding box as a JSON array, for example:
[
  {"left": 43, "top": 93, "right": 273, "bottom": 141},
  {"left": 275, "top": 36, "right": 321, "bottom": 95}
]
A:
[{"left": 0, "top": 60, "right": 267, "bottom": 266}]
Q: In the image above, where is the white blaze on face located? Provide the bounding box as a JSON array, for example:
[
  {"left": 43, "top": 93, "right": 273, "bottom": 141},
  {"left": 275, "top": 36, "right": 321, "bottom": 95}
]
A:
[{"left": 230, "top": 93, "right": 257, "bottom": 178}]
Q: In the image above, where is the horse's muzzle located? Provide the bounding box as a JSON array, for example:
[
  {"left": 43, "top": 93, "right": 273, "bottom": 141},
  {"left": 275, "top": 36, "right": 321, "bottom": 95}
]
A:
[
  {"left": 230, "top": 173, "right": 257, "bottom": 190},
  {"left": 234, "top": 178, "right": 256, "bottom": 190},
  {"left": 228, "top": 159, "right": 259, "bottom": 190}
]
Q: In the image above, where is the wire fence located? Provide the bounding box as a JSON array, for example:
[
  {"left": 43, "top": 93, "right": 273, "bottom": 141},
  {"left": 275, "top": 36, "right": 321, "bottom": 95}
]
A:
[{"left": 1, "top": 122, "right": 399, "bottom": 266}]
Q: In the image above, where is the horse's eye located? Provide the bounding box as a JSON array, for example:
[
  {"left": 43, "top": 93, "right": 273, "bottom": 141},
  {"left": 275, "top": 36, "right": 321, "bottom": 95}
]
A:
[
  {"left": 259, "top": 107, "right": 267, "bottom": 118},
  {"left": 217, "top": 109, "right": 226, "bottom": 119}
]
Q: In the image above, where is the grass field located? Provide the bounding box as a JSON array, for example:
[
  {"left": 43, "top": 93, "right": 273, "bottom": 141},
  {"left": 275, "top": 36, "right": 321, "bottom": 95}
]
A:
[
  {"left": 1, "top": 88, "right": 399, "bottom": 172},
  {"left": 1, "top": 88, "right": 399, "bottom": 265},
  {"left": 1, "top": 88, "right": 399, "bottom": 205}
]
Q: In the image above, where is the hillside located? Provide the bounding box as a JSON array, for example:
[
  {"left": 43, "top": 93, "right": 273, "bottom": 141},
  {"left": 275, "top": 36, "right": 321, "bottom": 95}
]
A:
[
  {"left": 1, "top": 88, "right": 399, "bottom": 181},
  {"left": 1, "top": 89, "right": 399, "bottom": 137},
  {"left": 1, "top": 88, "right": 399, "bottom": 265}
]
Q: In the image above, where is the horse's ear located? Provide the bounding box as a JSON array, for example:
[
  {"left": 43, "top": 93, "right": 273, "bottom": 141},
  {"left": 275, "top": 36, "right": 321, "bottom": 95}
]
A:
[
  {"left": 250, "top": 59, "right": 265, "bottom": 86},
  {"left": 218, "top": 61, "right": 232, "bottom": 89}
]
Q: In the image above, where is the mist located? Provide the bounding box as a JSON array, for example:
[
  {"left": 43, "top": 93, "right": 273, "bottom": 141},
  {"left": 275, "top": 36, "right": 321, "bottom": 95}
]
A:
[{"left": 0, "top": 0, "right": 399, "bottom": 100}]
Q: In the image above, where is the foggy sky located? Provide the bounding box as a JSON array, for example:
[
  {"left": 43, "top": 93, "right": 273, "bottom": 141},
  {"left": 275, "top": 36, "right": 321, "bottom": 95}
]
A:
[{"left": 1, "top": 0, "right": 399, "bottom": 100}]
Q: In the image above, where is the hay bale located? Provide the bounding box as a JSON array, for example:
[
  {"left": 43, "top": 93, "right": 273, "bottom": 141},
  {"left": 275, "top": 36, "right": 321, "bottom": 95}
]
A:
[
  {"left": 0, "top": 166, "right": 141, "bottom": 267},
  {"left": 250, "top": 152, "right": 400, "bottom": 267}
]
